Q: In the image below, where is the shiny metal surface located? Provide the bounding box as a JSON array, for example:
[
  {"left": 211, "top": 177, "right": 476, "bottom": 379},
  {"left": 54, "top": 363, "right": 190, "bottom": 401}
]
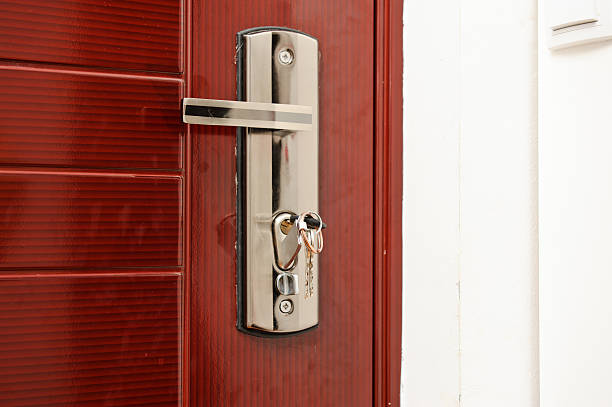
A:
[
  {"left": 272, "top": 211, "right": 301, "bottom": 272},
  {"left": 276, "top": 273, "right": 299, "bottom": 296},
  {"left": 243, "top": 29, "right": 319, "bottom": 334},
  {"left": 279, "top": 299, "right": 294, "bottom": 314},
  {"left": 182, "top": 28, "right": 319, "bottom": 335},
  {"left": 183, "top": 98, "right": 312, "bottom": 131}
]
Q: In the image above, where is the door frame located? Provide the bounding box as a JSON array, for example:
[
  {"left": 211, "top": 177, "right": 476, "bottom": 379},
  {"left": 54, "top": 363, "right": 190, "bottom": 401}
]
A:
[{"left": 373, "top": 0, "right": 403, "bottom": 405}]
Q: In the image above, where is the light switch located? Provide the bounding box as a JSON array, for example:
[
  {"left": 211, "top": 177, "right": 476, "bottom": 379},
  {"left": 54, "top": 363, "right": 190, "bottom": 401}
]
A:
[
  {"left": 549, "top": 0, "right": 612, "bottom": 49},
  {"left": 550, "top": 0, "right": 599, "bottom": 31}
]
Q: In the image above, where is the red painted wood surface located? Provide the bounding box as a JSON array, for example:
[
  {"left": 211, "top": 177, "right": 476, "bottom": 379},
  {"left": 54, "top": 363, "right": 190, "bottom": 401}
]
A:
[
  {"left": 0, "top": 0, "right": 186, "bottom": 404},
  {"left": 0, "top": 275, "right": 182, "bottom": 406},
  {"left": 374, "top": 0, "right": 403, "bottom": 405},
  {"left": 0, "top": 66, "right": 183, "bottom": 170},
  {"left": 0, "top": 0, "right": 183, "bottom": 73},
  {"left": 189, "top": 2, "right": 375, "bottom": 406},
  {"left": 0, "top": 171, "right": 182, "bottom": 269}
]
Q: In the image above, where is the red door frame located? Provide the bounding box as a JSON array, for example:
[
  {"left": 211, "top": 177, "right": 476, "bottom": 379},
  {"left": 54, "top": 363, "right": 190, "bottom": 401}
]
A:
[
  {"left": 183, "top": 0, "right": 403, "bottom": 404},
  {"left": 374, "top": 0, "right": 403, "bottom": 405}
]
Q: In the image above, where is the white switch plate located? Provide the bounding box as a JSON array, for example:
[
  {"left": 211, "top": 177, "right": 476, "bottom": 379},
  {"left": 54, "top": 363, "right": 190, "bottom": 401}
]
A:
[
  {"left": 550, "top": 0, "right": 598, "bottom": 30},
  {"left": 549, "top": 0, "right": 612, "bottom": 49}
]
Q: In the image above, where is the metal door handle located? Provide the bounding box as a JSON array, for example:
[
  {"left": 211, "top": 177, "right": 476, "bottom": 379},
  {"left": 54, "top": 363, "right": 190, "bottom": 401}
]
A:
[
  {"left": 184, "top": 27, "right": 320, "bottom": 336},
  {"left": 183, "top": 98, "right": 312, "bottom": 131}
]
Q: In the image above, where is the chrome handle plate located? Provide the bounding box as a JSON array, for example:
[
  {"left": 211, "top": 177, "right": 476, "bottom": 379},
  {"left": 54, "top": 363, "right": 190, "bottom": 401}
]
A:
[
  {"left": 239, "top": 28, "right": 319, "bottom": 336},
  {"left": 184, "top": 27, "right": 319, "bottom": 336}
]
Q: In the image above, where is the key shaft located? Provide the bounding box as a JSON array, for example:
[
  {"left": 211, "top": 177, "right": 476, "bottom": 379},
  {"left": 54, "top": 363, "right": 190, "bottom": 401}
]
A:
[{"left": 289, "top": 214, "right": 327, "bottom": 230}]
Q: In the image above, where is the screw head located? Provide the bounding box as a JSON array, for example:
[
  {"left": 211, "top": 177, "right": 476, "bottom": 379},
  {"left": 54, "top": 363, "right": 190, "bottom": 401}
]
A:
[
  {"left": 279, "top": 299, "right": 294, "bottom": 314},
  {"left": 278, "top": 48, "right": 294, "bottom": 65}
]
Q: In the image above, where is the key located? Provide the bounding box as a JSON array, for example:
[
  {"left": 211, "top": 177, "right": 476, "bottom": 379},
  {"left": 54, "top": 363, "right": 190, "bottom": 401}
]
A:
[
  {"left": 289, "top": 214, "right": 326, "bottom": 230},
  {"left": 296, "top": 212, "right": 324, "bottom": 299},
  {"left": 305, "top": 246, "right": 314, "bottom": 298},
  {"left": 280, "top": 213, "right": 325, "bottom": 236}
]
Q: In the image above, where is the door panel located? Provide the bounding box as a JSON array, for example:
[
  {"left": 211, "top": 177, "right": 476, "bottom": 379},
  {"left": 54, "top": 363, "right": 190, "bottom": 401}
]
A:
[
  {"left": 0, "top": 275, "right": 182, "bottom": 406},
  {"left": 0, "top": 172, "right": 182, "bottom": 269},
  {"left": 0, "top": 0, "right": 183, "bottom": 72},
  {"left": 0, "top": 67, "right": 183, "bottom": 170},
  {"left": 190, "top": 2, "right": 374, "bottom": 405},
  {"left": 0, "top": 0, "right": 186, "bottom": 404}
]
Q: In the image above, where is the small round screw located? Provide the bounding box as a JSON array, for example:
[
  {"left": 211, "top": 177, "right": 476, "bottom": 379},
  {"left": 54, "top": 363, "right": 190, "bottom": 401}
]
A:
[
  {"left": 278, "top": 48, "right": 294, "bottom": 65},
  {"left": 279, "top": 299, "right": 294, "bottom": 314}
]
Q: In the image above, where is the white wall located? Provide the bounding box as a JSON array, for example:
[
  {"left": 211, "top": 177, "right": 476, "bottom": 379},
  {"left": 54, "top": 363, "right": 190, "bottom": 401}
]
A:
[
  {"left": 402, "top": 0, "right": 461, "bottom": 404},
  {"left": 539, "top": 2, "right": 612, "bottom": 406},
  {"left": 402, "top": 0, "right": 539, "bottom": 405}
]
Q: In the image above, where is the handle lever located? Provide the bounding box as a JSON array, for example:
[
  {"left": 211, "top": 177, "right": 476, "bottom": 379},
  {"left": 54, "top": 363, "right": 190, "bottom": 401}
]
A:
[{"left": 183, "top": 98, "right": 313, "bottom": 131}]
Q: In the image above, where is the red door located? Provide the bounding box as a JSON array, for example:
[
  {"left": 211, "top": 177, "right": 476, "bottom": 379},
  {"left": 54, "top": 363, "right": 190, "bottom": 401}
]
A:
[{"left": 0, "top": 1, "right": 401, "bottom": 406}]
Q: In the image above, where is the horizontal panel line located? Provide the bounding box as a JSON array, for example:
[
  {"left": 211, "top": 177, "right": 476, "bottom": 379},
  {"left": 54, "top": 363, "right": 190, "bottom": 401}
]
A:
[
  {"left": 0, "top": 134, "right": 181, "bottom": 143},
  {"left": 0, "top": 19, "right": 179, "bottom": 46},
  {"left": 0, "top": 360, "right": 179, "bottom": 377},
  {"left": 0, "top": 167, "right": 183, "bottom": 178},
  {"left": 0, "top": 79, "right": 180, "bottom": 92},
  {"left": 0, "top": 2, "right": 180, "bottom": 24},
  {"left": 0, "top": 12, "right": 180, "bottom": 37},
  {"left": 0, "top": 0, "right": 178, "bottom": 17},
  {"left": 0, "top": 280, "right": 180, "bottom": 288},
  {"left": 0, "top": 76, "right": 181, "bottom": 90},
  {"left": 0, "top": 164, "right": 183, "bottom": 172},
  {"left": 0, "top": 0, "right": 179, "bottom": 12},
  {"left": 0, "top": 29, "right": 180, "bottom": 57},
  {"left": 0, "top": 298, "right": 180, "bottom": 311},
  {"left": 0, "top": 271, "right": 182, "bottom": 278},
  {"left": 0, "top": 40, "right": 178, "bottom": 67},
  {"left": 0, "top": 378, "right": 179, "bottom": 402},
  {"left": 0, "top": 61, "right": 185, "bottom": 82},
  {"left": 0, "top": 384, "right": 179, "bottom": 405}
]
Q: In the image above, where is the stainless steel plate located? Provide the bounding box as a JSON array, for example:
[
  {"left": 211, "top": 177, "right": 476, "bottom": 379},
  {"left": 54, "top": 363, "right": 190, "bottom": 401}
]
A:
[{"left": 238, "top": 28, "right": 319, "bottom": 334}]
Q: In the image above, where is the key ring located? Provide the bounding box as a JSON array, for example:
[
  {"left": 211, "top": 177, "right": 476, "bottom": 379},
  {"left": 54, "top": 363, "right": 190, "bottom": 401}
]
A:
[
  {"left": 297, "top": 211, "right": 324, "bottom": 254},
  {"left": 302, "top": 229, "right": 323, "bottom": 253},
  {"left": 282, "top": 236, "right": 302, "bottom": 270},
  {"left": 299, "top": 212, "right": 323, "bottom": 253}
]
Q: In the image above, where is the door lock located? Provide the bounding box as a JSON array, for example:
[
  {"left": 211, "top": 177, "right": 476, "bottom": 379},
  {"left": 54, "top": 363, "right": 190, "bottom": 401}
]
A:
[{"left": 182, "top": 27, "right": 321, "bottom": 335}]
